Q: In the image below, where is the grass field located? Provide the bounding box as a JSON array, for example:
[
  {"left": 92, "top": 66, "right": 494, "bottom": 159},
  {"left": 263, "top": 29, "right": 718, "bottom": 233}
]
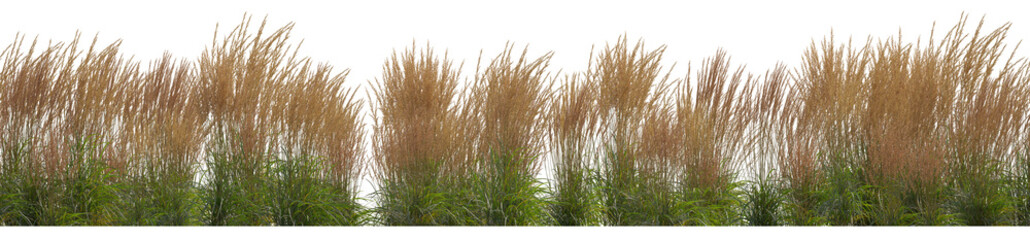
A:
[{"left": 1, "top": 14, "right": 1029, "bottom": 226}]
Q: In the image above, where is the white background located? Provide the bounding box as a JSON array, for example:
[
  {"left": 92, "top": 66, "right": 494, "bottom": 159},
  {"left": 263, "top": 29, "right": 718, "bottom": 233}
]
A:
[
  {"left": 3, "top": 0, "right": 1028, "bottom": 86},
  {"left": 2, "top": 0, "right": 1029, "bottom": 236}
]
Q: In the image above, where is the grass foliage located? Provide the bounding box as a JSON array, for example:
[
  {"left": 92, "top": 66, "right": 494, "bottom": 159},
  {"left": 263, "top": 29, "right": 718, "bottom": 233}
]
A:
[
  {"left": 1, "top": 15, "right": 365, "bottom": 226},
  {"left": 2, "top": 14, "right": 1030, "bottom": 226}
]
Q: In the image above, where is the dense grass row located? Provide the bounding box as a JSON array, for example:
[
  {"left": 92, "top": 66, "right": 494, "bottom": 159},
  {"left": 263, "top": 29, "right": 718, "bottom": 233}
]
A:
[{"left": 2, "top": 15, "right": 1030, "bottom": 226}]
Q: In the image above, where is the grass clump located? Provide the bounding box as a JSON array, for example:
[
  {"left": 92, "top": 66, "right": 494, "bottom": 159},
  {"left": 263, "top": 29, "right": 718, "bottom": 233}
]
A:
[
  {"left": 670, "top": 50, "right": 758, "bottom": 226},
  {"left": 115, "top": 55, "right": 205, "bottom": 225},
  {"left": 265, "top": 55, "right": 366, "bottom": 226},
  {"left": 590, "top": 36, "right": 674, "bottom": 225},
  {"left": 467, "top": 44, "right": 553, "bottom": 225},
  {"left": 940, "top": 17, "right": 1027, "bottom": 226},
  {"left": 740, "top": 64, "right": 791, "bottom": 226},
  {"left": 198, "top": 17, "right": 286, "bottom": 225},
  {"left": 0, "top": 33, "right": 130, "bottom": 225},
  {"left": 371, "top": 43, "right": 477, "bottom": 225},
  {"left": 548, "top": 74, "right": 603, "bottom": 225},
  {"left": 0, "top": 34, "right": 72, "bottom": 225},
  {"left": 772, "top": 15, "right": 1030, "bottom": 226},
  {"left": 197, "top": 16, "right": 366, "bottom": 226}
]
